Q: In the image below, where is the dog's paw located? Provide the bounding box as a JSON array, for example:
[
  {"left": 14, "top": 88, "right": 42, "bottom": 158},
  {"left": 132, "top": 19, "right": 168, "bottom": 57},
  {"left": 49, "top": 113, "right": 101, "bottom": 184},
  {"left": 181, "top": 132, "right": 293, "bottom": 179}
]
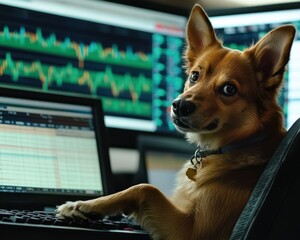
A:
[{"left": 56, "top": 201, "right": 94, "bottom": 220}]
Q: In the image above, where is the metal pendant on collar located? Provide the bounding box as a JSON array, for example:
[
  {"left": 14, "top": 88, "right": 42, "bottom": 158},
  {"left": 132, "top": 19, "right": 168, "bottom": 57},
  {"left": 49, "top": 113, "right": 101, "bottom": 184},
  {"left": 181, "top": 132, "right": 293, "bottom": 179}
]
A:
[{"left": 186, "top": 149, "right": 204, "bottom": 181}]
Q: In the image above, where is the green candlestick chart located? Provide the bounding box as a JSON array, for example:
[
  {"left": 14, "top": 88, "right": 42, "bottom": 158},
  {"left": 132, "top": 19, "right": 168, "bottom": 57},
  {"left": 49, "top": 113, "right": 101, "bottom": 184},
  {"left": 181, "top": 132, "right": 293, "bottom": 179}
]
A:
[
  {"left": 0, "top": 26, "right": 152, "bottom": 69},
  {"left": 0, "top": 53, "right": 151, "bottom": 98},
  {"left": 0, "top": 52, "right": 152, "bottom": 116}
]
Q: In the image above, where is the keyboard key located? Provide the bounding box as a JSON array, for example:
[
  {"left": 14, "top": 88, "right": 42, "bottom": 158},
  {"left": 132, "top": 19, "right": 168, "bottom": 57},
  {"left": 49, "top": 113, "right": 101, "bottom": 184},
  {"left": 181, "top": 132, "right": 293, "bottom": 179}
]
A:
[
  {"left": 26, "top": 217, "right": 41, "bottom": 224},
  {"left": 0, "top": 211, "right": 14, "bottom": 219},
  {"left": 53, "top": 219, "right": 69, "bottom": 226},
  {"left": 2, "top": 217, "right": 13, "bottom": 222},
  {"left": 102, "top": 220, "right": 118, "bottom": 230},
  {"left": 88, "top": 221, "right": 104, "bottom": 230},
  {"left": 9, "top": 216, "right": 27, "bottom": 223},
  {"left": 41, "top": 218, "right": 55, "bottom": 225},
  {"left": 70, "top": 219, "right": 90, "bottom": 228}
]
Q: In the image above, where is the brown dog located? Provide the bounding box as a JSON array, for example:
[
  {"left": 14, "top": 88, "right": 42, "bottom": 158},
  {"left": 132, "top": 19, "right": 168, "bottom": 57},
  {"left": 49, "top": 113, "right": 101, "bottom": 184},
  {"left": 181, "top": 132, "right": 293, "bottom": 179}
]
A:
[{"left": 56, "top": 4, "right": 295, "bottom": 240}]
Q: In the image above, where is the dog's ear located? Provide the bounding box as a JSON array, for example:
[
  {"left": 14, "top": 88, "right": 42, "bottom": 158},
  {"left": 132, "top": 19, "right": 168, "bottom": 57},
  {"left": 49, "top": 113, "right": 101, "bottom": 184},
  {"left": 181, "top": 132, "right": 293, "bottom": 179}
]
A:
[
  {"left": 185, "top": 4, "right": 220, "bottom": 67},
  {"left": 246, "top": 25, "right": 295, "bottom": 90}
]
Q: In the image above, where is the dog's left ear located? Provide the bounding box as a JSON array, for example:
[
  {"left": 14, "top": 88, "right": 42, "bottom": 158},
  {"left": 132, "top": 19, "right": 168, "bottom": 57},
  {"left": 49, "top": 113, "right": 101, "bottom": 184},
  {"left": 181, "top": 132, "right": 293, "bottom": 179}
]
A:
[
  {"left": 246, "top": 25, "right": 295, "bottom": 90},
  {"left": 185, "top": 4, "right": 221, "bottom": 68}
]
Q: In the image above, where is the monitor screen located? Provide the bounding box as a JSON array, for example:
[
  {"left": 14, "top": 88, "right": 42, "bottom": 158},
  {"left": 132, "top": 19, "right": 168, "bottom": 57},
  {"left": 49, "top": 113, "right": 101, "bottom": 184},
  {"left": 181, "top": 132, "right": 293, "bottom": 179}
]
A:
[
  {"left": 0, "top": 95, "right": 103, "bottom": 196},
  {"left": 136, "top": 135, "right": 195, "bottom": 197},
  {"left": 209, "top": 6, "right": 300, "bottom": 128},
  {"left": 0, "top": 0, "right": 187, "bottom": 135}
]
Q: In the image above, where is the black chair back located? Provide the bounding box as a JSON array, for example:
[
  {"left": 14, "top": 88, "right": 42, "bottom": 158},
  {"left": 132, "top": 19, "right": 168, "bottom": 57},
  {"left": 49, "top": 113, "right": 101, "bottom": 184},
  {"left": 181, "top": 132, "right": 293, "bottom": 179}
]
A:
[{"left": 231, "top": 118, "right": 300, "bottom": 240}]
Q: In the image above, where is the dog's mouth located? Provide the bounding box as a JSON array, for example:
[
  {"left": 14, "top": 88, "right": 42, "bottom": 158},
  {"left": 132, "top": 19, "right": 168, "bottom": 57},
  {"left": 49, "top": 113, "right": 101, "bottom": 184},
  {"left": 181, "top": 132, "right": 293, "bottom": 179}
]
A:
[
  {"left": 172, "top": 117, "right": 190, "bottom": 129},
  {"left": 172, "top": 117, "right": 219, "bottom": 132},
  {"left": 205, "top": 119, "right": 219, "bottom": 131}
]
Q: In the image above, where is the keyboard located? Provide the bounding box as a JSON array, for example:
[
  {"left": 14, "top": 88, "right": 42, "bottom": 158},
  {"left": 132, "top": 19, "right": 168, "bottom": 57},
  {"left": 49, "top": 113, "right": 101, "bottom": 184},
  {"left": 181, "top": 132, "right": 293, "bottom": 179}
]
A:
[{"left": 0, "top": 209, "right": 151, "bottom": 240}]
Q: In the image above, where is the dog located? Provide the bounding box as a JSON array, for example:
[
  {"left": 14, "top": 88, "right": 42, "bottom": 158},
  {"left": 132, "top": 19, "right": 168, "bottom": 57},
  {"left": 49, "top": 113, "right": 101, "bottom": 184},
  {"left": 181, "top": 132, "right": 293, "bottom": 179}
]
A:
[{"left": 56, "top": 4, "right": 295, "bottom": 240}]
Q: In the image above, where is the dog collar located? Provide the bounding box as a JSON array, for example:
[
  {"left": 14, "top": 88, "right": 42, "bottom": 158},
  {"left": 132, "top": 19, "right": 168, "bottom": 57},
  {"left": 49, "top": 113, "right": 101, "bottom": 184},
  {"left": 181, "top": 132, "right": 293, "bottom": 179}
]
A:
[{"left": 186, "top": 133, "right": 267, "bottom": 181}]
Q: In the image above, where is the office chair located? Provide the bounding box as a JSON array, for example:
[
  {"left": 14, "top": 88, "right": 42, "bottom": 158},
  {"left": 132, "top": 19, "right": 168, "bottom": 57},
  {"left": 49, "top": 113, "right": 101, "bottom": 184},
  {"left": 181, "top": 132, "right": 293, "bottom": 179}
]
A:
[{"left": 230, "top": 118, "right": 300, "bottom": 240}]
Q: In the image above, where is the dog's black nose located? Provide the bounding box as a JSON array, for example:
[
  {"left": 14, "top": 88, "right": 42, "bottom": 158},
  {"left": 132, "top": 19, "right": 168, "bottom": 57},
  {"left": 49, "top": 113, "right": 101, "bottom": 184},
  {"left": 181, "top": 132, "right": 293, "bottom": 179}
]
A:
[{"left": 172, "top": 98, "right": 196, "bottom": 116}]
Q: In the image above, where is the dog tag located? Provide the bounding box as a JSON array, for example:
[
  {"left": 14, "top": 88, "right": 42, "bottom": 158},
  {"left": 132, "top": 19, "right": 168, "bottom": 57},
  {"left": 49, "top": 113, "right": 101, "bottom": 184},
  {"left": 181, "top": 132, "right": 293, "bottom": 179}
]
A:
[{"left": 186, "top": 168, "right": 197, "bottom": 182}]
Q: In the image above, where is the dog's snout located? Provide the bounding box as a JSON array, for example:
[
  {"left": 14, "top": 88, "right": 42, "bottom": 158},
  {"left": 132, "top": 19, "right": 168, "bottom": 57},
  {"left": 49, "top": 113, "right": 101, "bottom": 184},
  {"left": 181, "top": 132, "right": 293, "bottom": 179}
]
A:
[{"left": 172, "top": 98, "right": 196, "bottom": 116}]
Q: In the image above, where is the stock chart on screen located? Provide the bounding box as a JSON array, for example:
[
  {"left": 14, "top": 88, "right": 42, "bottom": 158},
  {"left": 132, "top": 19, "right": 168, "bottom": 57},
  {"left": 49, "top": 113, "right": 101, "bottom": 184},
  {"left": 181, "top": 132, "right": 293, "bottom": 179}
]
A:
[{"left": 0, "top": 0, "right": 187, "bottom": 134}]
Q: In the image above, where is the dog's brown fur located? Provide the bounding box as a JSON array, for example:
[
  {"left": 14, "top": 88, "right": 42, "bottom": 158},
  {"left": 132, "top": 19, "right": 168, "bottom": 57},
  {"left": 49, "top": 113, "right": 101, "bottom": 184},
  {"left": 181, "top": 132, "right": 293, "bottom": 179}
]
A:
[{"left": 56, "top": 5, "right": 295, "bottom": 240}]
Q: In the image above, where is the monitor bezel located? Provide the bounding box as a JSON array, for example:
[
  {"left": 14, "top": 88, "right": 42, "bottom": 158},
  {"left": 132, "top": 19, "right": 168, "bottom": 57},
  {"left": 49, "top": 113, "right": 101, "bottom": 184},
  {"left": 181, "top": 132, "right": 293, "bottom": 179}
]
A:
[{"left": 206, "top": 2, "right": 300, "bottom": 17}]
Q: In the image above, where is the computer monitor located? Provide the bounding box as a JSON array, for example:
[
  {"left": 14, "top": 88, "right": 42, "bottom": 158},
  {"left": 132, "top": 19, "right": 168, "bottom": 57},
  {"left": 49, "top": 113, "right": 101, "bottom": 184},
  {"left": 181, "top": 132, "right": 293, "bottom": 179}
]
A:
[
  {"left": 0, "top": 0, "right": 187, "bottom": 144},
  {"left": 208, "top": 4, "right": 300, "bottom": 128},
  {"left": 136, "top": 135, "right": 195, "bottom": 197},
  {"left": 0, "top": 87, "right": 113, "bottom": 208}
]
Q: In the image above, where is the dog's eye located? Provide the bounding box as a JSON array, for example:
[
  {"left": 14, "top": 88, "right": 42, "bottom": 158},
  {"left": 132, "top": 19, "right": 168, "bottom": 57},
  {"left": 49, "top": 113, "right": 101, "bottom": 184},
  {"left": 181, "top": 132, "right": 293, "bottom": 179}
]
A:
[
  {"left": 220, "top": 83, "right": 237, "bottom": 97},
  {"left": 189, "top": 71, "right": 200, "bottom": 83}
]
